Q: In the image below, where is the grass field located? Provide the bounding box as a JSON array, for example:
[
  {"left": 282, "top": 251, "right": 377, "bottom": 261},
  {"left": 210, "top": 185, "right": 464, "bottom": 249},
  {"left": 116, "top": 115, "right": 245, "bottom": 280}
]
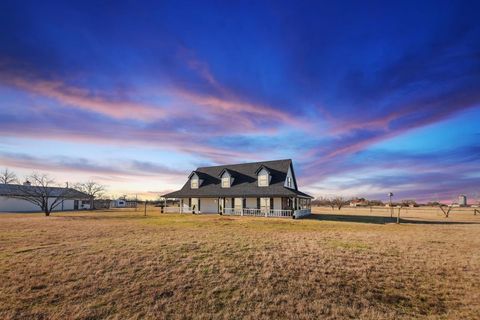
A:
[{"left": 1, "top": 207, "right": 479, "bottom": 319}]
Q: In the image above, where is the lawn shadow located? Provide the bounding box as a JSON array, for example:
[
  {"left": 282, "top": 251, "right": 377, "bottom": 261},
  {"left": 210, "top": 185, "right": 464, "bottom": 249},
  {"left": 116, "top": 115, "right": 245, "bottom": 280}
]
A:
[
  {"left": 307, "top": 213, "right": 480, "bottom": 225},
  {"left": 396, "top": 218, "right": 480, "bottom": 225},
  {"left": 307, "top": 213, "right": 392, "bottom": 224}
]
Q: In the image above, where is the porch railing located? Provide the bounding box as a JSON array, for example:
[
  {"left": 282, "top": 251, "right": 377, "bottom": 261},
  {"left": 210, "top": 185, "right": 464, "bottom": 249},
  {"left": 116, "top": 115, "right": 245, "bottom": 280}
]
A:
[
  {"left": 242, "top": 208, "right": 265, "bottom": 217},
  {"left": 164, "top": 206, "right": 311, "bottom": 218},
  {"left": 164, "top": 206, "right": 195, "bottom": 213},
  {"left": 223, "top": 208, "right": 243, "bottom": 215},
  {"left": 223, "top": 208, "right": 294, "bottom": 218},
  {"left": 269, "top": 209, "right": 294, "bottom": 217}
]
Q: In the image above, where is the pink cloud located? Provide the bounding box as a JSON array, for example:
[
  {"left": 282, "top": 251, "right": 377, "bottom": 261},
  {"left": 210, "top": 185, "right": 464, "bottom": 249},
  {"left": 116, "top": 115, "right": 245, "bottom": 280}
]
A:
[{"left": 2, "top": 75, "right": 167, "bottom": 121}]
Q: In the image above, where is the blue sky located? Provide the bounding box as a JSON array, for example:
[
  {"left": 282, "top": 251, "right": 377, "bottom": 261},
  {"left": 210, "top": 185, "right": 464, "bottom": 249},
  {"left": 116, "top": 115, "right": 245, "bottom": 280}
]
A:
[{"left": 0, "top": 0, "right": 479, "bottom": 202}]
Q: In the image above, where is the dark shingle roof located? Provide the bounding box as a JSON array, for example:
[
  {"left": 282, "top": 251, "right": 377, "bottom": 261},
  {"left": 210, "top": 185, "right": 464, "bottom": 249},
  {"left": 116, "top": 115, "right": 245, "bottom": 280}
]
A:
[
  {"left": 163, "top": 159, "right": 313, "bottom": 198},
  {"left": 0, "top": 184, "right": 89, "bottom": 198}
]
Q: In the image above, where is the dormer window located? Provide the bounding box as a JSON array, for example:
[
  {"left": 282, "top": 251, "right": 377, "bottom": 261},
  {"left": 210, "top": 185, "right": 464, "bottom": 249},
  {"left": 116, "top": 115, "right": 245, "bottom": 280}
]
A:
[
  {"left": 258, "top": 174, "right": 268, "bottom": 186},
  {"left": 189, "top": 172, "right": 201, "bottom": 189},
  {"left": 256, "top": 167, "right": 270, "bottom": 187},
  {"left": 220, "top": 169, "right": 233, "bottom": 188},
  {"left": 191, "top": 178, "right": 199, "bottom": 189},
  {"left": 221, "top": 176, "right": 230, "bottom": 188}
]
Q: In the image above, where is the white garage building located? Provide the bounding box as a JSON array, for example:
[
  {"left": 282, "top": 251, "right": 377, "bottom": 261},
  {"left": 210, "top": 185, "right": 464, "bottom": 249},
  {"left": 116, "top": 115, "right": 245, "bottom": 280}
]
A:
[{"left": 0, "top": 184, "right": 90, "bottom": 213}]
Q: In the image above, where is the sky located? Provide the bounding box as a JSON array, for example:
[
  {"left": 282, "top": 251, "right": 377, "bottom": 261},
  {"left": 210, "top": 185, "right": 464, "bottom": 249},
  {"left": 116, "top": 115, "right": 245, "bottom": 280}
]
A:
[{"left": 0, "top": 0, "right": 479, "bottom": 203}]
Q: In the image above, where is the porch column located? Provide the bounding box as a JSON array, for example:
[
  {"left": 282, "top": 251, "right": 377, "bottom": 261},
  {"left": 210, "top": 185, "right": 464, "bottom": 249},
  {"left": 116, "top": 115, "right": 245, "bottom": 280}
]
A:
[{"left": 219, "top": 197, "right": 224, "bottom": 215}]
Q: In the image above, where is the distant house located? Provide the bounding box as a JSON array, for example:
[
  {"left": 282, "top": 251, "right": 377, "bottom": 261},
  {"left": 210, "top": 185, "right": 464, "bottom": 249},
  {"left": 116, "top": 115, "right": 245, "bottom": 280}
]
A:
[
  {"left": 111, "top": 199, "right": 126, "bottom": 208},
  {"left": 162, "top": 159, "right": 313, "bottom": 218},
  {"left": 0, "top": 183, "right": 90, "bottom": 212},
  {"left": 110, "top": 199, "right": 137, "bottom": 208},
  {"left": 349, "top": 198, "right": 369, "bottom": 207}
]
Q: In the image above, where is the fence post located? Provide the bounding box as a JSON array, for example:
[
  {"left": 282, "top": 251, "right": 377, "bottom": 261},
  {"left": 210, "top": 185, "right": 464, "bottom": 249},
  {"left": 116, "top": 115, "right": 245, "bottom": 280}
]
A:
[{"left": 397, "top": 207, "right": 400, "bottom": 224}]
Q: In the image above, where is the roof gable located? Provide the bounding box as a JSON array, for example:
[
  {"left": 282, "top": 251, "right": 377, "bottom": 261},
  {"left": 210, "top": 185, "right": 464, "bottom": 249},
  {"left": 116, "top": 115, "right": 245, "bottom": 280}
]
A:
[
  {"left": 219, "top": 168, "right": 233, "bottom": 178},
  {"left": 255, "top": 165, "right": 271, "bottom": 175}
]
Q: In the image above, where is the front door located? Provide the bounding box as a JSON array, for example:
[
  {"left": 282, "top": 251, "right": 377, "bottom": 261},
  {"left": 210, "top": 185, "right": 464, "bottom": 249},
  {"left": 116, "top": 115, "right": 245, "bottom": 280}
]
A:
[{"left": 74, "top": 200, "right": 79, "bottom": 210}]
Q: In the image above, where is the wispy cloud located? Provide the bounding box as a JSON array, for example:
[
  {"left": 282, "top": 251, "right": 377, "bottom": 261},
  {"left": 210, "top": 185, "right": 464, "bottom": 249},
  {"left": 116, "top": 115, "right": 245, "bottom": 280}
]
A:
[
  {"left": 1, "top": 74, "right": 167, "bottom": 121},
  {"left": 0, "top": 151, "right": 186, "bottom": 180}
]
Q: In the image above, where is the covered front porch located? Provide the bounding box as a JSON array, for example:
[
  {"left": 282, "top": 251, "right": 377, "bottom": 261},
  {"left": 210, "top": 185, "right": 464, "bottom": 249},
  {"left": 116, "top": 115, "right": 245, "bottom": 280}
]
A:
[{"left": 163, "top": 196, "right": 311, "bottom": 219}]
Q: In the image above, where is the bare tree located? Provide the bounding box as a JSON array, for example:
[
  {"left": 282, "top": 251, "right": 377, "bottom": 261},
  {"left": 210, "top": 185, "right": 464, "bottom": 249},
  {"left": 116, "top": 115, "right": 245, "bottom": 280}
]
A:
[
  {"left": 312, "top": 197, "right": 330, "bottom": 208},
  {"left": 368, "top": 200, "right": 384, "bottom": 206},
  {"left": 74, "top": 181, "right": 106, "bottom": 209},
  {"left": 439, "top": 204, "right": 453, "bottom": 218},
  {"left": 10, "top": 173, "right": 77, "bottom": 216},
  {"left": 332, "top": 196, "right": 346, "bottom": 210},
  {"left": 400, "top": 200, "right": 409, "bottom": 208},
  {"left": 1, "top": 168, "right": 18, "bottom": 184}
]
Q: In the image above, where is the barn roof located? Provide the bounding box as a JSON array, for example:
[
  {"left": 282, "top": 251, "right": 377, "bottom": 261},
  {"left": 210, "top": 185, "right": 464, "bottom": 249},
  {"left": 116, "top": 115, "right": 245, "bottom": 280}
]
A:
[{"left": 0, "top": 184, "right": 89, "bottom": 198}]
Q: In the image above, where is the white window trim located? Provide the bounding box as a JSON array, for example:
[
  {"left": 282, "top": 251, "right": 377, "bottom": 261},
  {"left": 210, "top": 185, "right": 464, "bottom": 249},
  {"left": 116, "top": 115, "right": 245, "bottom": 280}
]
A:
[
  {"left": 221, "top": 171, "right": 232, "bottom": 188},
  {"left": 221, "top": 176, "right": 230, "bottom": 188},
  {"left": 260, "top": 197, "right": 270, "bottom": 209},
  {"left": 191, "top": 178, "right": 199, "bottom": 189},
  {"left": 258, "top": 172, "right": 269, "bottom": 187}
]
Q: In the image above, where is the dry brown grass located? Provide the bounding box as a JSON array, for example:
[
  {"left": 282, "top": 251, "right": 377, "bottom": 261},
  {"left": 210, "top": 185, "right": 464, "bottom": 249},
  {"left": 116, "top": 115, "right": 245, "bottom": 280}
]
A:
[{"left": 1, "top": 207, "right": 479, "bottom": 319}]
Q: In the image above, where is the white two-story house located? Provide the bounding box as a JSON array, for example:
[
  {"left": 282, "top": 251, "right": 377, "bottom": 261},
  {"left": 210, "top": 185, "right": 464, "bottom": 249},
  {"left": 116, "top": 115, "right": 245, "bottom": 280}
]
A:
[{"left": 162, "top": 159, "right": 313, "bottom": 218}]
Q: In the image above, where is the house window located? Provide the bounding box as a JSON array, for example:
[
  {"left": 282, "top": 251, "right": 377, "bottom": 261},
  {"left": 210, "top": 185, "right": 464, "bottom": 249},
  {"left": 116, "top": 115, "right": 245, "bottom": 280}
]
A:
[
  {"left": 260, "top": 197, "right": 270, "bottom": 210},
  {"left": 258, "top": 174, "right": 268, "bottom": 187},
  {"left": 234, "top": 198, "right": 243, "bottom": 209},
  {"left": 222, "top": 176, "right": 230, "bottom": 188},
  {"left": 191, "top": 178, "right": 198, "bottom": 189},
  {"left": 287, "top": 177, "right": 292, "bottom": 188}
]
